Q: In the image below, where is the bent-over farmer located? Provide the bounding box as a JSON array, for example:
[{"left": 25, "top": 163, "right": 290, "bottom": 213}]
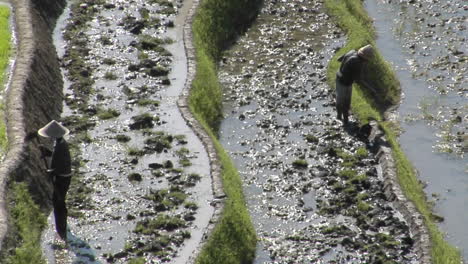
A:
[
  {"left": 38, "top": 120, "right": 72, "bottom": 241},
  {"left": 335, "top": 44, "right": 374, "bottom": 124}
]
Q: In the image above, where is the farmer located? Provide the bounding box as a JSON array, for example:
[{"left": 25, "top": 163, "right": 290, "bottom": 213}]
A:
[
  {"left": 335, "top": 44, "right": 374, "bottom": 125},
  {"left": 38, "top": 120, "right": 72, "bottom": 241}
]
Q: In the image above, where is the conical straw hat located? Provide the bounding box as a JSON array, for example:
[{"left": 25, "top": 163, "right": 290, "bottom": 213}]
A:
[
  {"left": 357, "top": 44, "right": 374, "bottom": 60},
  {"left": 38, "top": 120, "right": 69, "bottom": 138}
]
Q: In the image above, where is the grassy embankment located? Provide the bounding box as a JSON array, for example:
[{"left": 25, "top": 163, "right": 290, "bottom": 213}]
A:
[
  {"left": 0, "top": 6, "right": 47, "bottom": 264},
  {"left": 188, "top": 0, "right": 261, "bottom": 263},
  {"left": 5, "top": 183, "right": 47, "bottom": 264},
  {"left": 324, "top": 0, "right": 462, "bottom": 263},
  {"left": 0, "top": 6, "right": 9, "bottom": 152}
]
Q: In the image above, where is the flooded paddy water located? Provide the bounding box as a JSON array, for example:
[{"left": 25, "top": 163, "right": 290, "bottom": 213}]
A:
[
  {"left": 19, "top": 0, "right": 465, "bottom": 263},
  {"left": 41, "top": 0, "right": 214, "bottom": 263},
  {"left": 366, "top": 0, "right": 467, "bottom": 260}
]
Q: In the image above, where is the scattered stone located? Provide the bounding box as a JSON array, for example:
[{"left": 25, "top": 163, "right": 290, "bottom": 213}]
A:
[
  {"left": 129, "top": 113, "right": 156, "bottom": 130},
  {"left": 149, "top": 163, "right": 164, "bottom": 169},
  {"left": 128, "top": 173, "right": 143, "bottom": 182}
]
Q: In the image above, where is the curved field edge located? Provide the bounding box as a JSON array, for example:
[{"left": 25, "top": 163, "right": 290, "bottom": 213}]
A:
[
  {"left": 188, "top": 0, "right": 261, "bottom": 263},
  {"left": 0, "top": 6, "right": 47, "bottom": 264},
  {"left": 0, "top": 6, "right": 10, "bottom": 153},
  {"left": 324, "top": 0, "right": 462, "bottom": 263}
]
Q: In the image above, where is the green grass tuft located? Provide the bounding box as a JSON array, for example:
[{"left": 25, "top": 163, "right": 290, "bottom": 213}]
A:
[
  {"left": 0, "top": 6, "right": 10, "bottom": 87},
  {"left": 6, "top": 183, "right": 47, "bottom": 264},
  {"left": 0, "top": 6, "right": 10, "bottom": 153},
  {"left": 193, "top": 121, "right": 257, "bottom": 264},
  {"left": 97, "top": 107, "right": 120, "bottom": 120}
]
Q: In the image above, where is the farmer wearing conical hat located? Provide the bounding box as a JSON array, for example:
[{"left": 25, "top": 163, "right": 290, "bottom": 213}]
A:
[
  {"left": 38, "top": 120, "right": 72, "bottom": 241},
  {"left": 335, "top": 44, "right": 374, "bottom": 125}
]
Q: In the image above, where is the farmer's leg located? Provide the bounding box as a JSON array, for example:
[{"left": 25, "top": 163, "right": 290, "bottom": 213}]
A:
[
  {"left": 53, "top": 176, "right": 71, "bottom": 240},
  {"left": 337, "top": 105, "right": 343, "bottom": 120},
  {"left": 335, "top": 80, "right": 344, "bottom": 120},
  {"left": 343, "top": 108, "right": 349, "bottom": 124},
  {"left": 342, "top": 84, "right": 353, "bottom": 124}
]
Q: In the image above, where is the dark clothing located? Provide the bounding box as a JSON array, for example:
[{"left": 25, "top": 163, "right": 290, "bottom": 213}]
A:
[
  {"left": 51, "top": 138, "right": 72, "bottom": 176},
  {"left": 53, "top": 176, "right": 71, "bottom": 240},
  {"left": 41, "top": 138, "right": 72, "bottom": 240},
  {"left": 335, "top": 80, "right": 352, "bottom": 124},
  {"left": 336, "top": 50, "right": 365, "bottom": 86},
  {"left": 335, "top": 50, "right": 366, "bottom": 124}
]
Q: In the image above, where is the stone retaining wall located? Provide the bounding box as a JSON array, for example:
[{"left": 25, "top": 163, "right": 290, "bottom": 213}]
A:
[
  {"left": 176, "top": 0, "right": 225, "bottom": 262},
  {"left": 0, "top": 0, "right": 65, "bottom": 252},
  {"left": 369, "top": 121, "right": 431, "bottom": 263}
]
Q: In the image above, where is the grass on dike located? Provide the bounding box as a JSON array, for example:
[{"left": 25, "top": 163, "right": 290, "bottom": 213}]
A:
[
  {"left": 189, "top": 0, "right": 260, "bottom": 263},
  {"left": 5, "top": 183, "right": 47, "bottom": 264},
  {"left": 0, "top": 6, "right": 10, "bottom": 153},
  {"left": 324, "top": 0, "right": 462, "bottom": 263}
]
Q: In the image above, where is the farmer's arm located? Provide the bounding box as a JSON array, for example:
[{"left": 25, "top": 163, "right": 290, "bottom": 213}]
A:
[
  {"left": 39, "top": 145, "right": 53, "bottom": 157},
  {"left": 337, "top": 49, "right": 356, "bottom": 62},
  {"left": 356, "top": 62, "right": 379, "bottom": 96}
]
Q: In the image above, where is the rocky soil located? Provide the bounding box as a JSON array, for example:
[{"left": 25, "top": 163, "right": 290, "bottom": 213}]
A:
[
  {"left": 41, "top": 0, "right": 214, "bottom": 263},
  {"left": 218, "top": 0, "right": 418, "bottom": 263}
]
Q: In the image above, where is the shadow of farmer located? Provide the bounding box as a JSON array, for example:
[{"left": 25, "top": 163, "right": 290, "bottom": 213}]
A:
[
  {"left": 42, "top": 221, "right": 101, "bottom": 264},
  {"left": 67, "top": 231, "right": 102, "bottom": 264}
]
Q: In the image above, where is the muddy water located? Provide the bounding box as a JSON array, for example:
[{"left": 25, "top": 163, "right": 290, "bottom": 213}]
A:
[
  {"left": 219, "top": 1, "right": 417, "bottom": 263},
  {"left": 42, "top": 0, "right": 214, "bottom": 263},
  {"left": 365, "top": 0, "right": 468, "bottom": 260}
]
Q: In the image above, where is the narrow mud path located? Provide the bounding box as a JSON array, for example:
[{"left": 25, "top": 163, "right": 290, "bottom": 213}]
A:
[
  {"left": 41, "top": 0, "right": 214, "bottom": 263},
  {"left": 219, "top": 1, "right": 418, "bottom": 263}
]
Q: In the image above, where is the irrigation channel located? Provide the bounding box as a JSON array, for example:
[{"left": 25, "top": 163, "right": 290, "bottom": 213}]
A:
[
  {"left": 41, "top": 0, "right": 215, "bottom": 263},
  {"left": 366, "top": 0, "right": 467, "bottom": 260}
]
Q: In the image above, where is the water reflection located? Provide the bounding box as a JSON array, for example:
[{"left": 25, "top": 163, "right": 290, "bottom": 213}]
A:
[{"left": 365, "top": 0, "right": 468, "bottom": 260}]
